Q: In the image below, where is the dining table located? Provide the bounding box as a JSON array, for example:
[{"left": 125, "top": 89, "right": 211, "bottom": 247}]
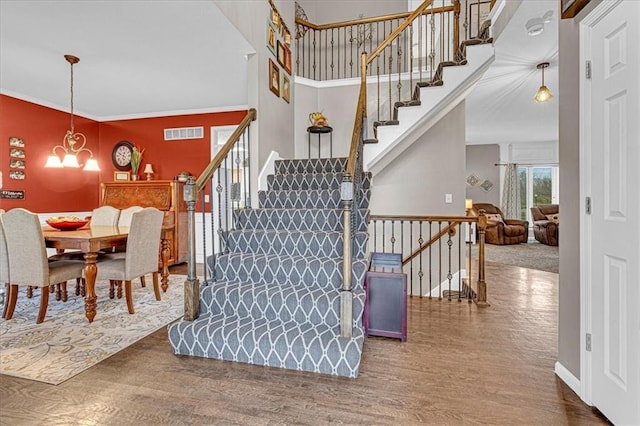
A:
[{"left": 43, "top": 224, "right": 172, "bottom": 323}]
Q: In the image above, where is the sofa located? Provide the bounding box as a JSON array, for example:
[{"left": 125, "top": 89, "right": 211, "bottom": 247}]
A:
[
  {"left": 530, "top": 204, "right": 559, "bottom": 246},
  {"left": 472, "top": 203, "right": 529, "bottom": 245}
]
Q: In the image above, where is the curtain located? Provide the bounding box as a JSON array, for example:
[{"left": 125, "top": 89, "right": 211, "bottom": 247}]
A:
[{"left": 501, "top": 163, "right": 520, "bottom": 218}]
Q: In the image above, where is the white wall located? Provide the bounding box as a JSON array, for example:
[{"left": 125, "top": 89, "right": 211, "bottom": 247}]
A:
[
  {"left": 214, "top": 0, "right": 295, "bottom": 189},
  {"left": 465, "top": 144, "right": 500, "bottom": 207},
  {"left": 295, "top": 0, "right": 408, "bottom": 24}
]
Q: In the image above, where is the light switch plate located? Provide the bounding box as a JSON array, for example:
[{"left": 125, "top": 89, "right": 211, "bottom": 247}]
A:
[{"left": 445, "top": 193, "right": 453, "bottom": 203}]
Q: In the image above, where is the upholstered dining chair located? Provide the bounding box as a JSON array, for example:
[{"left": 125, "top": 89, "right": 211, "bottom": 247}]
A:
[
  {"left": 0, "top": 210, "right": 10, "bottom": 319},
  {"left": 104, "top": 206, "right": 146, "bottom": 287},
  {"left": 93, "top": 207, "right": 164, "bottom": 314},
  {"left": 2, "top": 208, "right": 85, "bottom": 323},
  {"left": 90, "top": 205, "right": 121, "bottom": 227}
]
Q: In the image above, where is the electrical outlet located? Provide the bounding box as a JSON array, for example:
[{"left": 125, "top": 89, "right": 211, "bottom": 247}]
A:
[
  {"left": 445, "top": 193, "right": 453, "bottom": 204},
  {"left": 204, "top": 194, "right": 210, "bottom": 203}
]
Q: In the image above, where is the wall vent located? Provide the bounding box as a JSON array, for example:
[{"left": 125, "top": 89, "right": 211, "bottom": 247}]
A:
[{"left": 164, "top": 126, "right": 204, "bottom": 141}]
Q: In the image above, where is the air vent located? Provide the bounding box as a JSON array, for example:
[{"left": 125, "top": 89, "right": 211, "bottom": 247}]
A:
[{"left": 164, "top": 126, "right": 204, "bottom": 141}]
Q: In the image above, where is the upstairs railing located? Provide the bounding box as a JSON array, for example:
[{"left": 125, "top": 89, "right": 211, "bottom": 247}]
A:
[
  {"left": 339, "top": 0, "right": 492, "bottom": 336},
  {"left": 296, "top": 0, "right": 492, "bottom": 133},
  {"left": 182, "top": 108, "right": 257, "bottom": 321}
]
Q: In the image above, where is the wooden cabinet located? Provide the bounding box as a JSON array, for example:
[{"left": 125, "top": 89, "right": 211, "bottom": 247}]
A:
[{"left": 100, "top": 180, "right": 187, "bottom": 266}]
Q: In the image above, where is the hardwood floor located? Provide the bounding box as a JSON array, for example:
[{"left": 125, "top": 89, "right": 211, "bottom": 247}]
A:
[{"left": 0, "top": 262, "right": 609, "bottom": 425}]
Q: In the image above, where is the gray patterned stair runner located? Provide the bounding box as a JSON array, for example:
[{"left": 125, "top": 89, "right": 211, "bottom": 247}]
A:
[{"left": 168, "top": 157, "right": 371, "bottom": 377}]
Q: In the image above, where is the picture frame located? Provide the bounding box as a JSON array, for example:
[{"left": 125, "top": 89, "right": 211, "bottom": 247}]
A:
[
  {"left": 284, "top": 30, "right": 291, "bottom": 46},
  {"left": 9, "top": 170, "right": 25, "bottom": 180},
  {"left": 114, "top": 171, "right": 131, "bottom": 181},
  {"left": 271, "top": 9, "right": 279, "bottom": 26},
  {"left": 283, "top": 43, "right": 292, "bottom": 74},
  {"left": 9, "top": 148, "right": 25, "bottom": 159},
  {"left": 281, "top": 73, "right": 290, "bottom": 103},
  {"left": 9, "top": 137, "right": 24, "bottom": 147},
  {"left": 269, "top": 59, "right": 280, "bottom": 97},
  {"left": 277, "top": 40, "right": 286, "bottom": 69},
  {"left": 267, "top": 21, "right": 276, "bottom": 56}
]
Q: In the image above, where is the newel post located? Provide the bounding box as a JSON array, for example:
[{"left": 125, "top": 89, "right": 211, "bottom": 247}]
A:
[
  {"left": 475, "top": 211, "right": 489, "bottom": 306},
  {"left": 340, "top": 174, "right": 354, "bottom": 338},
  {"left": 183, "top": 176, "right": 200, "bottom": 321}
]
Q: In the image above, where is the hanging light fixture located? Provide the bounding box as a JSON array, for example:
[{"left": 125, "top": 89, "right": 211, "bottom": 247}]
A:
[
  {"left": 534, "top": 62, "right": 553, "bottom": 103},
  {"left": 45, "top": 54, "right": 100, "bottom": 171}
]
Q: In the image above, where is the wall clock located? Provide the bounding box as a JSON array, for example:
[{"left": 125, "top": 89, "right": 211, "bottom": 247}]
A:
[{"left": 112, "top": 140, "right": 134, "bottom": 171}]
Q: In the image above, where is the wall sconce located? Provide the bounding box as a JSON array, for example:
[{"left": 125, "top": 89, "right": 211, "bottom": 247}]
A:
[
  {"left": 143, "top": 163, "right": 154, "bottom": 181},
  {"left": 534, "top": 62, "right": 553, "bottom": 103},
  {"left": 44, "top": 55, "right": 100, "bottom": 171}
]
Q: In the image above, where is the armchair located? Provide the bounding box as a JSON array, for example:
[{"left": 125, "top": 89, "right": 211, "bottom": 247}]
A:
[
  {"left": 530, "top": 204, "right": 559, "bottom": 246},
  {"left": 472, "top": 203, "right": 529, "bottom": 245}
]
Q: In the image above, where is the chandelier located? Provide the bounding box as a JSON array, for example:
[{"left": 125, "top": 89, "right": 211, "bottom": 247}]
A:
[{"left": 45, "top": 54, "right": 100, "bottom": 171}]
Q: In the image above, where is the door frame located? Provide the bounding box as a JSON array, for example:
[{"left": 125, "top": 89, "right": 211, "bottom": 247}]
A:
[{"left": 579, "top": 0, "right": 625, "bottom": 406}]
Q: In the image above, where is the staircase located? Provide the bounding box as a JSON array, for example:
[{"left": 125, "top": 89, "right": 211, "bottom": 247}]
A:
[
  {"left": 168, "top": 157, "right": 371, "bottom": 377},
  {"left": 364, "top": 38, "right": 494, "bottom": 172}
]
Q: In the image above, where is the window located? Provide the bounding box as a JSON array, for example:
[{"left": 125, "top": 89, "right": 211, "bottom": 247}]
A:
[{"left": 518, "top": 165, "right": 559, "bottom": 223}]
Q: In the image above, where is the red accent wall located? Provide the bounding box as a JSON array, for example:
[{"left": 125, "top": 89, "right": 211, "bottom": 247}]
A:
[
  {"left": 0, "top": 95, "right": 101, "bottom": 212},
  {"left": 0, "top": 94, "right": 247, "bottom": 212}
]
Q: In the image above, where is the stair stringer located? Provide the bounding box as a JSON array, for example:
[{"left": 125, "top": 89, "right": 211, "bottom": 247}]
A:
[{"left": 363, "top": 43, "right": 494, "bottom": 175}]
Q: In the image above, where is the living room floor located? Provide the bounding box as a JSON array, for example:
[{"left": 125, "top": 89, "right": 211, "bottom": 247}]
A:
[{"left": 0, "top": 262, "right": 608, "bottom": 425}]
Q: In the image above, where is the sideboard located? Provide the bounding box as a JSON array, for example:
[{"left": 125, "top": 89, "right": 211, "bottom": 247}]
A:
[{"left": 100, "top": 180, "right": 187, "bottom": 266}]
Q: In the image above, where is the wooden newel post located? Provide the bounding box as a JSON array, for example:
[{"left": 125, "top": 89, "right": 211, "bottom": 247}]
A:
[
  {"left": 183, "top": 176, "right": 200, "bottom": 321},
  {"left": 340, "top": 174, "right": 354, "bottom": 338},
  {"left": 476, "top": 211, "right": 489, "bottom": 306}
]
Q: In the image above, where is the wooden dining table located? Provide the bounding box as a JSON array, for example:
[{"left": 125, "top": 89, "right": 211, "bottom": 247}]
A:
[{"left": 43, "top": 225, "right": 172, "bottom": 323}]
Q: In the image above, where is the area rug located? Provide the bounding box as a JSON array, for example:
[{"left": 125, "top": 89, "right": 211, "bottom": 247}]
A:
[
  {"left": 0, "top": 274, "right": 185, "bottom": 385},
  {"left": 471, "top": 240, "right": 559, "bottom": 273}
]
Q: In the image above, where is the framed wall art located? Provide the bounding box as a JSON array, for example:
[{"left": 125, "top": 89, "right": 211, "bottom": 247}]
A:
[
  {"left": 269, "top": 59, "right": 280, "bottom": 96},
  {"left": 267, "top": 20, "right": 276, "bottom": 55},
  {"left": 114, "top": 171, "right": 131, "bottom": 181},
  {"left": 282, "top": 74, "right": 290, "bottom": 103}
]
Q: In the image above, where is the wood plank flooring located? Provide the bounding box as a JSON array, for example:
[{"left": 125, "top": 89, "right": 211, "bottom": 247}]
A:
[{"left": 0, "top": 261, "right": 610, "bottom": 425}]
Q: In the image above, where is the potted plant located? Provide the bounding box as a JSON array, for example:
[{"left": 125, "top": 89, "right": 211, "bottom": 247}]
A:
[{"left": 130, "top": 146, "right": 144, "bottom": 180}]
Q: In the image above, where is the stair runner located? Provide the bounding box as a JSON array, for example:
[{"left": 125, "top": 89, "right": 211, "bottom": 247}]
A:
[
  {"left": 373, "top": 36, "right": 493, "bottom": 139},
  {"left": 168, "top": 157, "right": 371, "bottom": 377}
]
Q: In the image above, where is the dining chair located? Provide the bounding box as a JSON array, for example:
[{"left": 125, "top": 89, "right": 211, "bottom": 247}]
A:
[
  {"left": 93, "top": 207, "right": 164, "bottom": 314},
  {"left": 0, "top": 211, "right": 10, "bottom": 319},
  {"left": 90, "top": 205, "right": 121, "bottom": 227},
  {"left": 2, "top": 208, "right": 85, "bottom": 323},
  {"left": 104, "top": 206, "right": 146, "bottom": 288}
]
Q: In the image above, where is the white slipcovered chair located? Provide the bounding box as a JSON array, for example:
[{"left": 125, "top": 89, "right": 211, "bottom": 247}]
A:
[
  {"left": 93, "top": 207, "right": 164, "bottom": 314},
  {"left": 1, "top": 210, "right": 10, "bottom": 319},
  {"left": 2, "top": 208, "right": 85, "bottom": 323}
]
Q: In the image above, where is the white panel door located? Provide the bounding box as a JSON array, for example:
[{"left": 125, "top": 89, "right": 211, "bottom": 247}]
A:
[{"left": 585, "top": 1, "right": 640, "bottom": 424}]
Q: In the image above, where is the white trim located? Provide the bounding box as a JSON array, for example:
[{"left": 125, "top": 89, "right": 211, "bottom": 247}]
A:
[
  {"left": 258, "top": 150, "right": 282, "bottom": 191},
  {"left": 555, "top": 361, "right": 583, "bottom": 399},
  {"left": 0, "top": 89, "right": 248, "bottom": 121},
  {"left": 100, "top": 105, "right": 249, "bottom": 121}
]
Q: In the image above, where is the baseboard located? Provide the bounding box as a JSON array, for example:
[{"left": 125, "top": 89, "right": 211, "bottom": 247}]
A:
[{"left": 554, "top": 361, "right": 582, "bottom": 399}]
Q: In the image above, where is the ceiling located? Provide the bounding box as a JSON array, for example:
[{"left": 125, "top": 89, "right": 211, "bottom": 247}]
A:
[
  {"left": 0, "top": 0, "right": 254, "bottom": 120},
  {"left": 465, "top": 0, "right": 559, "bottom": 145},
  {"left": 0, "top": 1, "right": 558, "bottom": 144}
]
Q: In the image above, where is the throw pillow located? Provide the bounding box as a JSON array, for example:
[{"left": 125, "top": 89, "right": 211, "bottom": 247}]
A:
[
  {"left": 546, "top": 213, "right": 559, "bottom": 224},
  {"left": 486, "top": 213, "right": 503, "bottom": 223}
]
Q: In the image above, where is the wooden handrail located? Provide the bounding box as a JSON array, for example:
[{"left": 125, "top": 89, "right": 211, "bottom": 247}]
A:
[
  {"left": 366, "top": 0, "right": 434, "bottom": 65},
  {"left": 371, "top": 214, "right": 479, "bottom": 223},
  {"left": 295, "top": 4, "right": 454, "bottom": 32},
  {"left": 195, "top": 108, "right": 256, "bottom": 192},
  {"left": 402, "top": 222, "right": 457, "bottom": 265}
]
